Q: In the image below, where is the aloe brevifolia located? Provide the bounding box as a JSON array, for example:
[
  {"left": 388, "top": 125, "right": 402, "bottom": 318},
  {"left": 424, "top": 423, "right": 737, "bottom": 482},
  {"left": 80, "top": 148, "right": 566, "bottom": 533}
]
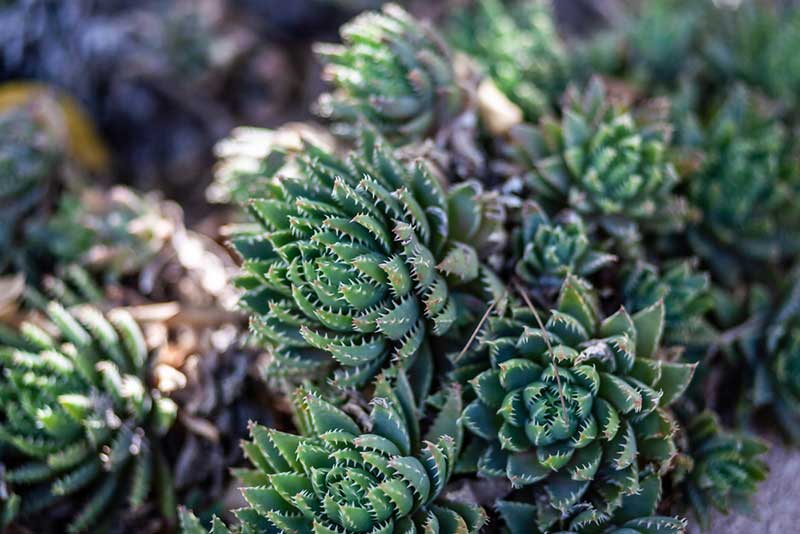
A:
[
  {"left": 233, "top": 127, "right": 503, "bottom": 391},
  {"left": 513, "top": 200, "right": 615, "bottom": 300},
  {"left": 506, "top": 77, "right": 685, "bottom": 256},
  {"left": 674, "top": 411, "right": 768, "bottom": 529},
  {"left": 178, "top": 370, "right": 485, "bottom": 534},
  {"left": 0, "top": 300, "right": 177, "bottom": 532},
  {"left": 315, "top": 3, "right": 465, "bottom": 143},
  {"left": 448, "top": 0, "right": 567, "bottom": 121},
  {"left": 686, "top": 86, "right": 800, "bottom": 286},
  {"left": 498, "top": 471, "right": 687, "bottom": 533},
  {"left": 622, "top": 260, "right": 715, "bottom": 348},
  {"left": 459, "top": 276, "right": 695, "bottom": 526}
]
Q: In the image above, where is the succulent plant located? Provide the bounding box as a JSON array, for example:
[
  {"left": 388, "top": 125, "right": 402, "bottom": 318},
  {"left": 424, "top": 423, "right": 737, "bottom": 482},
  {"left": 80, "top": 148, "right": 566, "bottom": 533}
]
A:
[
  {"left": 675, "top": 411, "right": 768, "bottom": 529},
  {"left": 686, "top": 86, "right": 800, "bottom": 286},
  {"left": 210, "top": 124, "right": 336, "bottom": 207},
  {"left": 506, "top": 77, "right": 685, "bottom": 255},
  {"left": 182, "top": 370, "right": 486, "bottom": 534},
  {"left": 571, "top": 0, "right": 702, "bottom": 89},
  {"left": 448, "top": 0, "right": 566, "bottom": 121},
  {"left": 622, "top": 260, "right": 715, "bottom": 348},
  {"left": 497, "top": 470, "right": 687, "bottom": 533},
  {"left": 0, "top": 93, "right": 66, "bottom": 275},
  {"left": 315, "top": 3, "right": 465, "bottom": 143},
  {"left": 0, "top": 299, "right": 177, "bottom": 532},
  {"left": 460, "top": 276, "right": 695, "bottom": 524},
  {"left": 752, "top": 273, "right": 800, "bottom": 442},
  {"left": 233, "top": 127, "right": 503, "bottom": 391},
  {"left": 0, "top": 83, "right": 108, "bottom": 278},
  {"left": 42, "top": 186, "right": 175, "bottom": 280},
  {"left": 513, "top": 201, "right": 615, "bottom": 299},
  {"left": 705, "top": 1, "right": 800, "bottom": 105}
]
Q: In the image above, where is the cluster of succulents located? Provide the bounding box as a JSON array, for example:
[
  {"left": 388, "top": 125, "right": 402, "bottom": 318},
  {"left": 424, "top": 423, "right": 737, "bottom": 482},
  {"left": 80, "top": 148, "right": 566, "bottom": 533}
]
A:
[
  {"left": 6, "top": 0, "right": 800, "bottom": 533},
  {"left": 504, "top": 78, "right": 686, "bottom": 257}
]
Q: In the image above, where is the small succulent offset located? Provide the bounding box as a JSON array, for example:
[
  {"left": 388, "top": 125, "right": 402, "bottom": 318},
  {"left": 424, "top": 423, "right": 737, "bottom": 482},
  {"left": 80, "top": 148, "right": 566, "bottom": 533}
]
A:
[
  {"left": 315, "top": 3, "right": 465, "bottom": 143},
  {"left": 513, "top": 201, "right": 615, "bottom": 299},
  {"left": 448, "top": 0, "right": 567, "bottom": 121},
  {"left": 507, "top": 77, "right": 685, "bottom": 254},
  {"left": 0, "top": 300, "right": 177, "bottom": 532},
  {"left": 753, "top": 274, "right": 800, "bottom": 442},
  {"left": 686, "top": 86, "right": 800, "bottom": 286},
  {"left": 461, "top": 276, "right": 695, "bottom": 524},
  {"left": 43, "top": 186, "right": 175, "bottom": 280},
  {"left": 497, "top": 471, "right": 687, "bottom": 533},
  {"left": 622, "top": 260, "right": 715, "bottom": 348},
  {"left": 676, "top": 411, "right": 768, "bottom": 529},
  {"left": 233, "top": 127, "right": 502, "bottom": 391},
  {"left": 183, "top": 371, "right": 485, "bottom": 534}
]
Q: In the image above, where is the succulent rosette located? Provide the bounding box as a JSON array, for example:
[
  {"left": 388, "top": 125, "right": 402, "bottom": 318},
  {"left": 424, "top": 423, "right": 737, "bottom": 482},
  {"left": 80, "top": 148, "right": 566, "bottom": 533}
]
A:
[
  {"left": 752, "top": 274, "right": 800, "bottom": 441},
  {"left": 686, "top": 86, "right": 800, "bottom": 286},
  {"left": 507, "top": 77, "right": 685, "bottom": 255},
  {"left": 43, "top": 186, "right": 175, "bottom": 280},
  {"left": 0, "top": 300, "right": 177, "bottom": 532},
  {"left": 315, "top": 4, "right": 465, "bottom": 144},
  {"left": 497, "top": 470, "right": 686, "bottom": 533},
  {"left": 233, "top": 127, "right": 503, "bottom": 391},
  {"left": 676, "top": 411, "right": 768, "bottom": 528},
  {"left": 622, "top": 260, "right": 715, "bottom": 348},
  {"left": 460, "top": 276, "right": 695, "bottom": 520},
  {"left": 0, "top": 96, "right": 63, "bottom": 274},
  {"left": 513, "top": 201, "right": 615, "bottom": 298},
  {"left": 448, "top": 0, "right": 567, "bottom": 121},
  {"left": 179, "top": 371, "right": 486, "bottom": 534}
]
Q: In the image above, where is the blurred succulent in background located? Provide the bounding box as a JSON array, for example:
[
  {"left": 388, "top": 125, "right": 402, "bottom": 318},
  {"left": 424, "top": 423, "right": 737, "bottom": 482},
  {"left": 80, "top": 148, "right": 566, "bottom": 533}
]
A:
[
  {"left": 497, "top": 471, "right": 687, "bottom": 534},
  {"left": 183, "top": 370, "right": 486, "bottom": 534},
  {"left": 448, "top": 0, "right": 567, "bottom": 121},
  {"left": 622, "top": 260, "right": 715, "bottom": 349},
  {"left": 571, "top": 0, "right": 702, "bottom": 89},
  {"left": 673, "top": 410, "right": 768, "bottom": 529},
  {"left": 506, "top": 77, "right": 685, "bottom": 256},
  {"left": 686, "top": 86, "right": 800, "bottom": 287},
  {"left": 460, "top": 276, "right": 695, "bottom": 525},
  {"left": 752, "top": 272, "right": 800, "bottom": 442},
  {"left": 0, "top": 83, "right": 108, "bottom": 277},
  {"left": 315, "top": 3, "right": 466, "bottom": 144},
  {"left": 513, "top": 201, "right": 615, "bottom": 301},
  {"left": 34, "top": 184, "right": 238, "bottom": 310},
  {"left": 210, "top": 123, "right": 336, "bottom": 207},
  {"left": 705, "top": 1, "right": 800, "bottom": 106},
  {"left": 43, "top": 186, "right": 175, "bottom": 281},
  {"left": 233, "top": 127, "right": 503, "bottom": 392},
  {"left": 0, "top": 300, "right": 177, "bottom": 532}
]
